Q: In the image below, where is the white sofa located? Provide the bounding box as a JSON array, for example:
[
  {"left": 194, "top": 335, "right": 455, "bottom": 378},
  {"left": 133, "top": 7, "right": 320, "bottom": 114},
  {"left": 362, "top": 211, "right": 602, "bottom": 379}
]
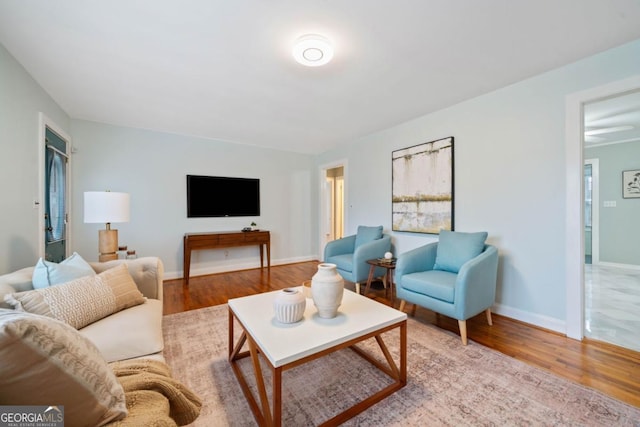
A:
[
  {"left": 0, "top": 256, "right": 204, "bottom": 426},
  {"left": 0, "top": 256, "right": 165, "bottom": 363}
]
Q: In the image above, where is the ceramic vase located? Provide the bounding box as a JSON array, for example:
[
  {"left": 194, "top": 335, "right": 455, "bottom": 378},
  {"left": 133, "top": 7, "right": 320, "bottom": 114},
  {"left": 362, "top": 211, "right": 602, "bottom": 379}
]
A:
[
  {"left": 311, "top": 263, "right": 344, "bottom": 318},
  {"left": 273, "top": 288, "right": 306, "bottom": 323}
]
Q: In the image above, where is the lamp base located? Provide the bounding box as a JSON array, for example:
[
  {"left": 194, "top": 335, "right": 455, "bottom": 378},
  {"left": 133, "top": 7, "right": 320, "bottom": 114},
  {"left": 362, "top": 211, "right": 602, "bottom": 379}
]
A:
[
  {"left": 99, "top": 253, "right": 118, "bottom": 262},
  {"left": 98, "top": 229, "right": 118, "bottom": 262}
]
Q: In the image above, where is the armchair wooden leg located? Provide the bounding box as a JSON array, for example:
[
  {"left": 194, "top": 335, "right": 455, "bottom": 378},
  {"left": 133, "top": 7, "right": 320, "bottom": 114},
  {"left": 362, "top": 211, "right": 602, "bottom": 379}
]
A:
[
  {"left": 398, "top": 300, "right": 417, "bottom": 316},
  {"left": 458, "top": 320, "right": 468, "bottom": 345},
  {"left": 486, "top": 308, "right": 493, "bottom": 326},
  {"left": 355, "top": 283, "right": 361, "bottom": 294}
]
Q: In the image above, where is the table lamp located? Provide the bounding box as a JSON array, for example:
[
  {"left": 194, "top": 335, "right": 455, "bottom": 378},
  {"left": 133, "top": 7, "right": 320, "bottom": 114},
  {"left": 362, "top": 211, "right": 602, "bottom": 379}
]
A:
[{"left": 84, "top": 191, "right": 130, "bottom": 262}]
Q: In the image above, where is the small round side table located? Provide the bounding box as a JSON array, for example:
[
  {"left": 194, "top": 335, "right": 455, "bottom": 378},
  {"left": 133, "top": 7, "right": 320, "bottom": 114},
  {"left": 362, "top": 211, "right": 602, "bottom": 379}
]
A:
[{"left": 364, "top": 258, "right": 397, "bottom": 303}]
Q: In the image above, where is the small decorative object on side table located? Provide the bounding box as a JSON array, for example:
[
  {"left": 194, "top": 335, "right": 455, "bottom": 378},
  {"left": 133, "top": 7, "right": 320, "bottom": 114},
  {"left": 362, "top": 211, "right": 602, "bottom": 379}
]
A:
[{"left": 364, "top": 257, "right": 397, "bottom": 303}]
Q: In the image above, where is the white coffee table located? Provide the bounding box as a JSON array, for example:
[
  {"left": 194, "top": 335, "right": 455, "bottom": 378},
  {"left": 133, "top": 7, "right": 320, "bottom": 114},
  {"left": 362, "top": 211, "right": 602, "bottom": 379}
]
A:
[{"left": 228, "top": 288, "right": 407, "bottom": 426}]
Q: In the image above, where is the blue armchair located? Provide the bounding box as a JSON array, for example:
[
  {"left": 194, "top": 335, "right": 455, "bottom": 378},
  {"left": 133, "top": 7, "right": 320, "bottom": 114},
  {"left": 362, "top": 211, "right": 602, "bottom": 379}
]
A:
[
  {"left": 324, "top": 225, "right": 392, "bottom": 294},
  {"left": 395, "top": 231, "right": 498, "bottom": 345}
]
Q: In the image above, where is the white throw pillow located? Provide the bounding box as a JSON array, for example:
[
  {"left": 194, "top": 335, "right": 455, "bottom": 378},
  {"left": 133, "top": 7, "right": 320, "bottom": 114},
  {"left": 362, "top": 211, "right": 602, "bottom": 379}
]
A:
[{"left": 32, "top": 252, "right": 96, "bottom": 289}]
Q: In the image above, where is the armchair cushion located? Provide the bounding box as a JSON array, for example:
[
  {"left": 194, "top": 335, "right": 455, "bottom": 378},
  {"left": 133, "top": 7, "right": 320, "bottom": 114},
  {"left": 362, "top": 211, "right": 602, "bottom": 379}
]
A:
[
  {"left": 401, "top": 270, "right": 457, "bottom": 303},
  {"left": 328, "top": 254, "right": 354, "bottom": 274},
  {"left": 433, "top": 230, "right": 488, "bottom": 273},
  {"left": 354, "top": 225, "right": 383, "bottom": 249}
]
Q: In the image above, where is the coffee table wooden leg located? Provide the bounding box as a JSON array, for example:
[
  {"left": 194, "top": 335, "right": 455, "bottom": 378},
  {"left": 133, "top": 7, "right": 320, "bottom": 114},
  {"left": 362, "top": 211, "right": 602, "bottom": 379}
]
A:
[
  {"left": 273, "top": 367, "right": 282, "bottom": 427},
  {"left": 248, "top": 337, "right": 274, "bottom": 426},
  {"left": 400, "top": 320, "right": 407, "bottom": 384}
]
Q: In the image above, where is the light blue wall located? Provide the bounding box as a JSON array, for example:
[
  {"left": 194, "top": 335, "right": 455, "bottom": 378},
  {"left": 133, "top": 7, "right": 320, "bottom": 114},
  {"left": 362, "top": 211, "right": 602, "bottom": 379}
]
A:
[
  {"left": 316, "top": 39, "right": 640, "bottom": 330},
  {"left": 70, "top": 120, "right": 318, "bottom": 278},
  {"left": 585, "top": 141, "right": 640, "bottom": 266},
  {"left": 0, "top": 43, "right": 70, "bottom": 272}
]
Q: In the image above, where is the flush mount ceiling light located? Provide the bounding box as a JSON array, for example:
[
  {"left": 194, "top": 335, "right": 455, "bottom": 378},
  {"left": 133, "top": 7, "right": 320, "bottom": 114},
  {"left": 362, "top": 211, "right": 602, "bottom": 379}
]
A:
[{"left": 292, "top": 34, "right": 334, "bottom": 67}]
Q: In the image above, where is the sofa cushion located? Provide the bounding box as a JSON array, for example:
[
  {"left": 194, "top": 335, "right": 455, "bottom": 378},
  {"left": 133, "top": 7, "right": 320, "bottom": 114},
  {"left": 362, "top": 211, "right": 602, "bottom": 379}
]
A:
[
  {"left": 0, "top": 283, "right": 16, "bottom": 309},
  {"left": 32, "top": 252, "right": 96, "bottom": 289},
  {"left": 433, "top": 230, "right": 488, "bottom": 274},
  {"left": 91, "top": 257, "right": 164, "bottom": 300},
  {"left": 354, "top": 225, "right": 383, "bottom": 249},
  {"left": 0, "top": 309, "right": 127, "bottom": 426},
  {"left": 0, "top": 266, "right": 37, "bottom": 294},
  {"left": 401, "top": 270, "right": 457, "bottom": 303},
  {"left": 4, "top": 264, "right": 145, "bottom": 329},
  {"left": 80, "top": 299, "right": 164, "bottom": 363}
]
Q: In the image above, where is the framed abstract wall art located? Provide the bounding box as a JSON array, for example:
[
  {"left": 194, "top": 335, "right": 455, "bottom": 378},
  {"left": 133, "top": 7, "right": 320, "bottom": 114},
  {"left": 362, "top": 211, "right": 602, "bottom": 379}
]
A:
[
  {"left": 622, "top": 169, "right": 640, "bottom": 199},
  {"left": 392, "top": 136, "right": 454, "bottom": 234}
]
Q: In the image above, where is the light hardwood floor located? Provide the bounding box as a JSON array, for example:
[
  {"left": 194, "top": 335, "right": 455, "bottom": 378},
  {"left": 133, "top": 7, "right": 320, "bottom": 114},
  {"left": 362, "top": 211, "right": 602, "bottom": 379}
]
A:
[{"left": 163, "top": 261, "right": 640, "bottom": 408}]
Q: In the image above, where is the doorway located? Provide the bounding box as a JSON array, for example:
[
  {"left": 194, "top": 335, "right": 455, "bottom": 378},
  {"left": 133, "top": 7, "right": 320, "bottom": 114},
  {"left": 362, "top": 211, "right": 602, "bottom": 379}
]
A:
[
  {"left": 582, "top": 92, "right": 640, "bottom": 351},
  {"left": 319, "top": 162, "right": 346, "bottom": 259},
  {"left": 565, "top": 76, "right": 640, "bottom": 344},
  {"left": 39, "top": 114, "right": 71, "bottom": 262}
]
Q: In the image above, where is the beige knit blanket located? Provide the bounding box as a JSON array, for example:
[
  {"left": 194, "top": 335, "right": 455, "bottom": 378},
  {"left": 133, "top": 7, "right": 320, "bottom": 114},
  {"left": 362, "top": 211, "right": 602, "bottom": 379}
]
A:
[{"left": 106, "top": 359, "right": 202, "bottom": 426}]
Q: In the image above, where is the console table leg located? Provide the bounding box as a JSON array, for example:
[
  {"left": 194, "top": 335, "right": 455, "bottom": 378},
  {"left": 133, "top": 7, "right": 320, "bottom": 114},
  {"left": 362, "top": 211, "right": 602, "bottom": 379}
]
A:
[
  {"left": 259, "top": 244, "right": 264, "bottom": 269},
  {"left": 183, "top": 240, "right": 191, "bottom": 287}
]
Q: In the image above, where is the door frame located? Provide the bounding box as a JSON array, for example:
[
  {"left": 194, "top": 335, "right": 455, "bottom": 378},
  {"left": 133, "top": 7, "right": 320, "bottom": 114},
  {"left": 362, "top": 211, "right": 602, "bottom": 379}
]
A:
[
  {"left": 39, "top": 113, "right": 73, "bottom": 260},
  {"left": 584, "top": 158, "right": 599, "bottom": 265},
  {"left": 565, "top": 75, "right": 640, "bottom": 340},
  {"left": 318, "top": 159, "right": 348, "bottom": 259}
]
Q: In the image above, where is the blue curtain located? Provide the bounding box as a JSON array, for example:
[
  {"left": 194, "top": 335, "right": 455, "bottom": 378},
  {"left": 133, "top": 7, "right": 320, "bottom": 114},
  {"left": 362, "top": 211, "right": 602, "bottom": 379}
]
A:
[{"left": 47, "top": 151, "right": 65, "bottom": 242}]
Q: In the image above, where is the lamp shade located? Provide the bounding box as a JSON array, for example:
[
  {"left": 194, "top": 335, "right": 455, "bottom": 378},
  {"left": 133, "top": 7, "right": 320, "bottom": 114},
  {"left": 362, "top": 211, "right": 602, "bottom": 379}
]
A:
[{"left": 84, "top": 191, "right": 130, "bottom": 224}]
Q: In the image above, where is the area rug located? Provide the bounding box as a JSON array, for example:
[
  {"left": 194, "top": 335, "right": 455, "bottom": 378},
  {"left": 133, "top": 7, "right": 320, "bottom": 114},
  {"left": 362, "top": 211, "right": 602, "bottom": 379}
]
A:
[{"left": 162, "top": 304, "right": 640, "bottom": 426}]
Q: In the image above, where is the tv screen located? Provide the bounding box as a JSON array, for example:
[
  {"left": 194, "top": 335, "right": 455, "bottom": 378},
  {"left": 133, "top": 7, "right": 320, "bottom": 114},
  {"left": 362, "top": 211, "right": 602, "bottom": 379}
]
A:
[{"left": 187, "top": 175, "right": 260, "bottom": 217}]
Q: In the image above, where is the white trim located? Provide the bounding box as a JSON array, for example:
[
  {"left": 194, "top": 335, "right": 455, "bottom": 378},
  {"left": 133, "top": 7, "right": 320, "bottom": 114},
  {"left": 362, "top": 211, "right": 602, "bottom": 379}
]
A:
[
  {"left": 597, "top": 261, "right": 640, "bottom": 271},
  {"left": 586, "top": 137, "right": 640, "bottom": 148},
  {"left": 318, "top": 159, "right": 348, "bottom": 259},
  {"left": 584, "top": 158, "right": 599, "bottom": 265},
  {"left": 565, "top": 75, "right": 640, "bottom": 340},
  {"left": 38, "top": 113, "right": 73, "bottom": 260},
  {"left": 165, "top": 255, "right": 317, "bottom": 281},
  {"left": 492, "top": 303, "right": 565, "bottom": 334}
]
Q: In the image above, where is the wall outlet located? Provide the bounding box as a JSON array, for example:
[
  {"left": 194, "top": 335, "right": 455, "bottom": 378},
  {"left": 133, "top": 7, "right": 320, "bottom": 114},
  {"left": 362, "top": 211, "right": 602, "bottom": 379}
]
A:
[{"left": 603, "top": 201, "right": 617, "bottom": 208}]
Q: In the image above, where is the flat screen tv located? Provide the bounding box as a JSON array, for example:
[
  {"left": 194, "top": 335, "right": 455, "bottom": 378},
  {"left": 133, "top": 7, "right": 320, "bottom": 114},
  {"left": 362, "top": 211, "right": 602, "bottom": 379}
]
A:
[{"left": 187, "top": 175, "right": 260, "bottom": 217}]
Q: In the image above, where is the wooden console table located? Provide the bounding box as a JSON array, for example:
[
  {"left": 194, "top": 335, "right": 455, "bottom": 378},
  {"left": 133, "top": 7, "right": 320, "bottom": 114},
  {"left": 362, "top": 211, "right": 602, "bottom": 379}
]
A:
[{"left": 183, "top": 230, "right": 270, "bottom": 286}]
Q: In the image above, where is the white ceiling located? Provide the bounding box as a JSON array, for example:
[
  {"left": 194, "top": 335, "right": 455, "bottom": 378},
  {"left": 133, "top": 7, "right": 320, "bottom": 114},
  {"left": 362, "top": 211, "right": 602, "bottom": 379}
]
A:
[
  {"left": 584, "top": 90, "right": 640, "bottom": 147},
  {"left": 1, "top": 1, "right": 640, "bottom": 154}
]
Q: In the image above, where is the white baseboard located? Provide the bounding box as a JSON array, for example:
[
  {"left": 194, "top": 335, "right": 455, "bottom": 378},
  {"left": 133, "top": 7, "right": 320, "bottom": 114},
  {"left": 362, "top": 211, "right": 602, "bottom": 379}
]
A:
[
  {"left": 492, "top": 302, "right": 566, "bottom": 335},
  {"left": 164, "top": 255, "right": 318, "bottom": 280},
  {"left": 595, "top": 261, "right": 640, "bottom": 271}
]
